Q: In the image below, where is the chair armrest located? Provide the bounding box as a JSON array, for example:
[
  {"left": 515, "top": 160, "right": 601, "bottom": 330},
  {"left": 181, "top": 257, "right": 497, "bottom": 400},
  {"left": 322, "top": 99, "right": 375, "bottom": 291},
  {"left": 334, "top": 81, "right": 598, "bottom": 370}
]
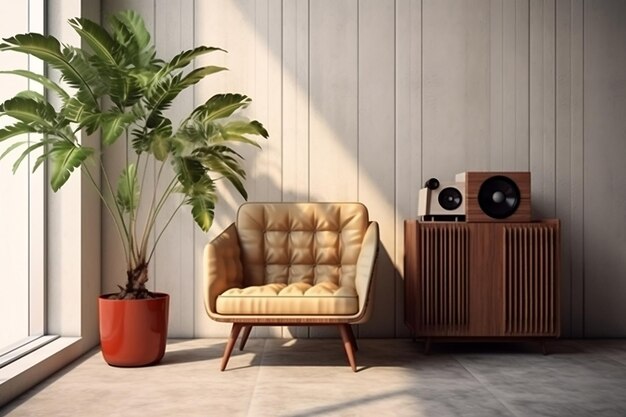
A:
[
  {"left": 203, "top": 223, "right": 244, "bottom": 318},
  {"left": 354, "top": 221, "right": 380, "bottom": 322}
]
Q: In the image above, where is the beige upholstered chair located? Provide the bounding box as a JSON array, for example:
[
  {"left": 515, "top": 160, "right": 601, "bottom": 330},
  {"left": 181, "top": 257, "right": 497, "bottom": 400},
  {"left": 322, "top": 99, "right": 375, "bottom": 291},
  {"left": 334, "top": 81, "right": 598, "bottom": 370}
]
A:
[{"left": 204, "top": 202, "right": 379, "bottom": 371}]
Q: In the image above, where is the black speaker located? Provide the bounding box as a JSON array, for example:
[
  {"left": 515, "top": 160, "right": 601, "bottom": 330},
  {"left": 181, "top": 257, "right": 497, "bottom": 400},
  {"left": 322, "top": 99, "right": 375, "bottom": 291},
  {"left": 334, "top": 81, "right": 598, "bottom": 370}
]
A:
[{"left": 477, "top": 175, "right": 521, "bottom": 219}]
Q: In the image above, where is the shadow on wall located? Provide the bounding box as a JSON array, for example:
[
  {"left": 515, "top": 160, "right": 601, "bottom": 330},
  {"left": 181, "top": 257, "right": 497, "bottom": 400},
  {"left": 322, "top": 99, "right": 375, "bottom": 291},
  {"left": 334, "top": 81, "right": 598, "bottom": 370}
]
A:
[{"left": 191, "top": 0, "right": 407, "bottom": 339}]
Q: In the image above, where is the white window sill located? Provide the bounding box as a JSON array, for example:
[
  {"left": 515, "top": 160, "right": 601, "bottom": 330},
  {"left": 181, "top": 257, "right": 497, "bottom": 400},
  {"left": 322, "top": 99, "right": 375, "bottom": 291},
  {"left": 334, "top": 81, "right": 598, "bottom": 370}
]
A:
[{"left": 0, "top": 337, "right": 83, "bottom": 407}]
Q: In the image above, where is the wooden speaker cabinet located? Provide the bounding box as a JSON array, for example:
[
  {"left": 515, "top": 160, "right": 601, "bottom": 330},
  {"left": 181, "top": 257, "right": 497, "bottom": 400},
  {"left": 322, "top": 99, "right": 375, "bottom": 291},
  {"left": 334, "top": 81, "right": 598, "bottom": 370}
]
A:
[
  {"left": 458, "top": 171, "right": 532, "bottom": 222},
  {"left": 404, "top": 220, "right": 560, "bottom": 349}
]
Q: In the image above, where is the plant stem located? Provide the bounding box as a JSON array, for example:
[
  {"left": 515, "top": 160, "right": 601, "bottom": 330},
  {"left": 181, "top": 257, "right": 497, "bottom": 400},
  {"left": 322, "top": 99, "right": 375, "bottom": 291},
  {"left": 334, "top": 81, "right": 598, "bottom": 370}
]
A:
[
  {"left": 138, "top": 158, "right": 169, "bottom": 254},
  {"left": 139, "top": 175, "right": 178, "bottom": 256},
  {"left": 82, "top": 162, "right": 131, "bottom": 265},
  {"left": 99, "top": 156, "right": 134, "bottom": 264},
  {"left": 146, "top": 199, "right": 185, "bottom": 265},
  {"left": 125, "top": 129, "right": 138, "bottom": 264},
  {"left": 132, "top": 151, "right": 146, "bottom": 257}
]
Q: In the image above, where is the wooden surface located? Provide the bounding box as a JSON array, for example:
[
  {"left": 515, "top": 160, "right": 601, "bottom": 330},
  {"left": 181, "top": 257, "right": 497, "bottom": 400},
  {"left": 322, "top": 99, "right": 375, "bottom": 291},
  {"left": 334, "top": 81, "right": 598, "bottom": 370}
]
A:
[
  {"left": 98, "top": 0, "right": 625, "bottom": 337},
  {"left": 404, "top": 220, "right": 560, "bottom": 338}
]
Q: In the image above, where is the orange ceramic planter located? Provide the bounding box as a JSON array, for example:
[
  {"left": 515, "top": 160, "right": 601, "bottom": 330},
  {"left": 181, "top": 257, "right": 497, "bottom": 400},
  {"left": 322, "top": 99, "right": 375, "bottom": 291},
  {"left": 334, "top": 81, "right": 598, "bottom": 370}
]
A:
[{"left": 98, "top": 293, "right": 169, "bottom": 367}]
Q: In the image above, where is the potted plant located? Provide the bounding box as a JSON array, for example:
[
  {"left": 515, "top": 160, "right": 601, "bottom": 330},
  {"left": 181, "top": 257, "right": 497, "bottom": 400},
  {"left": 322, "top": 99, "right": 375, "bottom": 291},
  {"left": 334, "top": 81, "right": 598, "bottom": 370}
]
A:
[{"left": 0, "top": 10, "right": 267, "bottom": 366}]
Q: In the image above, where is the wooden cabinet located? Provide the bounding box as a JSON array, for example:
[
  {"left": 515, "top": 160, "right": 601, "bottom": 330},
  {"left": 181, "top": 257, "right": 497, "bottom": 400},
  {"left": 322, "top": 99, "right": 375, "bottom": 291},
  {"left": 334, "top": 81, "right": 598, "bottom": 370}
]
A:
[{"left": 404, "top": 220, "right": 560, "bottom": 342}]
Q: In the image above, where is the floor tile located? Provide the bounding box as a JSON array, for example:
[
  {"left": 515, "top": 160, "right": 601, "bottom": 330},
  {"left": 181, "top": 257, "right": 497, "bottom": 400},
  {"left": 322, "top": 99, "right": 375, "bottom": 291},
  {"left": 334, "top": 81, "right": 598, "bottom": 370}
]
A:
[
  {"left": 453, "top": 341, "right": 626, "bottom": 417},
  {"left": 2, "top": 339, "right": 625, "bottom": 417}
]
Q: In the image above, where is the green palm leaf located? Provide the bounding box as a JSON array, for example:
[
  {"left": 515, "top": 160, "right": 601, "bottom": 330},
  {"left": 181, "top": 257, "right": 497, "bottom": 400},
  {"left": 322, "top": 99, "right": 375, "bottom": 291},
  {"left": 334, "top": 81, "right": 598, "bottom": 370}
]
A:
[
  {"left": 191, "top": 93, "right": 251, "bottom": 122},
  {"left": 109, "top": 10, "right": 154, "bottom": 67},
  {"left": 15, "top": 90, "right": 46, "bottom": 102},
  {"left": 68, "top": 17, "right": 119, "bottom": 65},
  {"left": 150, "top": 126, "right": 172, "bottom": 161},
  {"left": 0, "top": 70, "right": 69, "bottom": 100},
  {"left": 0, "top": 33, "right": 98, "bottom": 106},
  {"left": 173, "top": 156, "right": 205, "bottom": 188},
  {"left": 0, "top": 122, "right": 36, "bottom": 142},
  {"left": 11, "top": 140, "right": 51, "bottom": 173},
  {"left": 186, "top": 182, "right": 217, "bottom": 232},
  {"left": 0, "top": 140, "right": 28, "bottom": 161},
  {"left": 211, "top": 119, "right": 268, "bottom": 149},
  {"left": 63, "top": 46, "right": 106, "bottom": 98},
  {"left": 198, "top": 150, "right": 248, "bottom": 199},
  {"left": 180, "top": 65, "right": 227, "bottom": 88},
  {"left": 101, "top": 111, "right": 137, "bottom": 145},
  {"left": 145, "top": 66, "right": 227, "bottom": 127},
  {"left": 62, "top": 96, "right": 97, "bottom": 126},
  {"left": 48, "top": 140, "right": 93, "bottom": 191},
  {"left": 170, "top": 122, "right": 213, "bottom": 156},
  {"left": 0, "top": 97, "right": 57, "bottom": 131},
  {"left": 163, "top": 46, "right": 225, "bottom": 74},
  {"left": 88, "top": 64, "right": 145, "bottom": 109},
  {"left": 116, "top": 163, "right": 140, "bottom": 212}
]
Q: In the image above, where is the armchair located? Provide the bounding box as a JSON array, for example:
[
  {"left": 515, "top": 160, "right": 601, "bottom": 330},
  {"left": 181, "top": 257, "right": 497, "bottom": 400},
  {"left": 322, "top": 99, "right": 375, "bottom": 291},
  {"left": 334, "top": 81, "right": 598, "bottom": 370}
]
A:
[{"left": 204, "top": 202, "right": 379, "bottom": 371}]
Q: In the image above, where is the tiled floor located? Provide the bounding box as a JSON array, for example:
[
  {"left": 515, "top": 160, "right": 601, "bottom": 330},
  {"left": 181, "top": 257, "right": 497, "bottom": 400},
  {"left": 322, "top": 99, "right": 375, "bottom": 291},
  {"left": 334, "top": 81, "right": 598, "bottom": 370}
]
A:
[{"left": 2, "top": 339, "right": 626, "bottom": 416}]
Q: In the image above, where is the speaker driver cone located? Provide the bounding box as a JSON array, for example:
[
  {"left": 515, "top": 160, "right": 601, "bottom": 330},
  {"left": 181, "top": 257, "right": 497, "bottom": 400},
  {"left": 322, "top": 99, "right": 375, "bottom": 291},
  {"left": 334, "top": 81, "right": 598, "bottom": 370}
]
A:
[
  {"left": 478, "top": 176, "right": 520, "bottom": 219},
  {"left": 438, "top": 187, "right": 463, "bottom": 211}
]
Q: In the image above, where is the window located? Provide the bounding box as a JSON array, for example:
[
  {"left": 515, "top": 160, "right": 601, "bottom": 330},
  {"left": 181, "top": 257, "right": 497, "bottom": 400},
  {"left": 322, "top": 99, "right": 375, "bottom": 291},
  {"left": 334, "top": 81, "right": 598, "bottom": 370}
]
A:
[{"left": 0, "top": 0, "right": 50, "bottom": 366}]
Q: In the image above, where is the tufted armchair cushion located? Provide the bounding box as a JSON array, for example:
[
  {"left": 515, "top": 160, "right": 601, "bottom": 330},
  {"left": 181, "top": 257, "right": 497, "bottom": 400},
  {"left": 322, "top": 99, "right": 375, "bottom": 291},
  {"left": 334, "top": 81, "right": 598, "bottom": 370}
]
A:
[
  {"left": 203, "top": 202, "right": 379, "bottom": 371},
  {"left": 213, "top": 203, "right": 370, "bottom": 316}
]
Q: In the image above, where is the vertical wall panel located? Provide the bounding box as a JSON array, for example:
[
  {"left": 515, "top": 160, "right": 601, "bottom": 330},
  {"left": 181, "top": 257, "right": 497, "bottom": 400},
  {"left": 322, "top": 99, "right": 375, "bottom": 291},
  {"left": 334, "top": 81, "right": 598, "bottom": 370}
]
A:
[
  {"left": 357, "top": 0, "right": 396, "bottom": 337},
  {"left": 502, "top": 0, "right": 531, "bottom": 170},
  {"left": 556, "top": 0, "right": 584, "bottom": 337},
  {"left": 530, "top": 0, "right": 556, "bottom": 220},
  {"left": 152, "top": 0, "right": 195, "bottom": 338},
  {"left": 281, "top": 0, "right": 310, "bottom": 338},
  {"left": 515, "top": 0, "right": 530, "bottom": 170},
  {"left": 490, "top": 0, "right": 504, "bottom": 169},
  {"left": 193, "top": 0, "right": 255, "bottom": 338},
  {"left": 193, "top": 0, "right": 284, "bottom": 338},
  {"left": 308, "top": 0, "right": 358, "bottom": 203},
  {"left": 569, "top": 0, "right": 584, "bottom": 338},
  {"left": 242, "top": 0, "right": 282, "bottom": 337},
  {"left": 464, "top": 0, "right": 492, "bottom": 169},
  {"left": 584, "top": 0, "right": 626, "bottom": 337},
  {"left": 282, "top": 0, "right": 309, "bottom": 202},
  {"left": 308, "top": 0, "right": 358, "bottom": 337},
  {"left": 395, "top": 0, "right": 422, "bottom": 337},
  {"left": 422, "top": 0, "right": 492, "bottom": 180}
]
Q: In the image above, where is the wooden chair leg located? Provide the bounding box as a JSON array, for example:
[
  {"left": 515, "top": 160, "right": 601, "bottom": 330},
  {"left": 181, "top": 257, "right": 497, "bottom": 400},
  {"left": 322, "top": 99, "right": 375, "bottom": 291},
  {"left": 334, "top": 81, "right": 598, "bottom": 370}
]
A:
[
  {"left": 221, "top": 323, "right": 243, "bottom": 371},
  {"left": 338, "top": 324, "right": 357, "bottom": 372},
  {"left": 346, "top": 324, "right": 358, "bottom": 352},
  {"left": 239, "top": 325, "right": 253, "bottom": 351}
]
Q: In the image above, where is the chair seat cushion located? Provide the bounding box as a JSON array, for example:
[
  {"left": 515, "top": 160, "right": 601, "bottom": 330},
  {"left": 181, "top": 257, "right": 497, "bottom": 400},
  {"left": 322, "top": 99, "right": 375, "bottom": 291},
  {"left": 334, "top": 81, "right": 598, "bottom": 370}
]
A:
[{"left": 216, "top": 281, "right": 358, "bottom": 315}]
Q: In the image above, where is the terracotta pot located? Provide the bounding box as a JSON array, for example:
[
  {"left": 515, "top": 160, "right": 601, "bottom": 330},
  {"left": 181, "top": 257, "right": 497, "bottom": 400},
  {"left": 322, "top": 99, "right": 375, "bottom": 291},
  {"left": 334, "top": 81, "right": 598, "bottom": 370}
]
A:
[{"left": 98, "top": 293, "right": 169, "bottom": 367}]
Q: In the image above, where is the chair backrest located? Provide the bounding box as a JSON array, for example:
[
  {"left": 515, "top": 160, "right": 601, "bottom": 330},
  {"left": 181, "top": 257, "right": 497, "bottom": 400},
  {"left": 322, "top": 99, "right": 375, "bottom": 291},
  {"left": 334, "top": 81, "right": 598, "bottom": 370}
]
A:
[{"left": 236, "top": 203, "right": 370, "bottom": 289}]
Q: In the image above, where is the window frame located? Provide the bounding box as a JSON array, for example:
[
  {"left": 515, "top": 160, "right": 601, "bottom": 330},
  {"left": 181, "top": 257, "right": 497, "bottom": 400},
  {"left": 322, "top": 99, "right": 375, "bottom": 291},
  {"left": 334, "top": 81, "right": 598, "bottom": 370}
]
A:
[{"left": 0, "top": 0, "right": 102, "bottom": 407}]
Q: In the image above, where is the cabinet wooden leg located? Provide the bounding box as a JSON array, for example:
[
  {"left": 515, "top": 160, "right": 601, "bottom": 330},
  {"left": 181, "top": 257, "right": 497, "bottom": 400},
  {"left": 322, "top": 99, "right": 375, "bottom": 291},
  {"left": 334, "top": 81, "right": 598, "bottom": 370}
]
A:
[
  {"left": 541, "top": 340, "right": 549, "bottom": 355},
  {"left": 424, "top": 338, "right": 432, "bottom": 355}
]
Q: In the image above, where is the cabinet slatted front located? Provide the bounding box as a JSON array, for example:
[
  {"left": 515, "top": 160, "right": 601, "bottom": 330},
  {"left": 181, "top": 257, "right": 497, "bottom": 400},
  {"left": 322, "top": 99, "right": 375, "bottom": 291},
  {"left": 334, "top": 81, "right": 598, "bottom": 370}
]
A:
[
  {"left": 420, "top": 225, "right": 469, "bottom": 331},
  {"left": 503, "top": 225, "right": 558, "bottom": 336},
  {"left": 405, "top": 220, "right": 560, "bottom": 340}
]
